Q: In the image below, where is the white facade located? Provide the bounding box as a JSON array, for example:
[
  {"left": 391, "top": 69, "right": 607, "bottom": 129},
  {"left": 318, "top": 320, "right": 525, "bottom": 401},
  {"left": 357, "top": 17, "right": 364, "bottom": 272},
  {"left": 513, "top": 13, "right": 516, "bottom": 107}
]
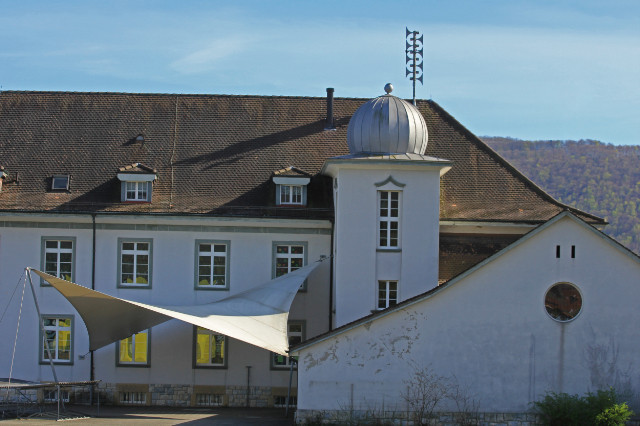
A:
[
  {"left": 0, "top": 213, "right": 331, "bottom": 405},
  {"left": 295, "top": 213, "right": 640, "bottom": 418}
]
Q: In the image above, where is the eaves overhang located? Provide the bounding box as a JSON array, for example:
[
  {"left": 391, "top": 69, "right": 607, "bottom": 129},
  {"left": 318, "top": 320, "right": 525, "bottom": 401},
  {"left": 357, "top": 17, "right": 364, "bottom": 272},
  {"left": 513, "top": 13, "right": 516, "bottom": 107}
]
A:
[{"left": 321, "top": 153, "right": 452, "bottom": 178}]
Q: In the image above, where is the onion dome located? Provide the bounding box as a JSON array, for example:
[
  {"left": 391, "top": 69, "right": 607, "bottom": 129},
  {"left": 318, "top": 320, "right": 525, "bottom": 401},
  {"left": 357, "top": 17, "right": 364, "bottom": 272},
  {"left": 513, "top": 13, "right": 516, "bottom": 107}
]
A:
[{"left": 347, "top": 83, "right": 428, "bottom": 155}]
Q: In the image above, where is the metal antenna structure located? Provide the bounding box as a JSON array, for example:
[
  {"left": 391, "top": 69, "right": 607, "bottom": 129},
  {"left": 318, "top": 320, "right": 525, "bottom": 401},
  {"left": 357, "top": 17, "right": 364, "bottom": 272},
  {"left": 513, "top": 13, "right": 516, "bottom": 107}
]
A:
[{"left": 405, "top": 27, "right": 424, "bottom": 105}]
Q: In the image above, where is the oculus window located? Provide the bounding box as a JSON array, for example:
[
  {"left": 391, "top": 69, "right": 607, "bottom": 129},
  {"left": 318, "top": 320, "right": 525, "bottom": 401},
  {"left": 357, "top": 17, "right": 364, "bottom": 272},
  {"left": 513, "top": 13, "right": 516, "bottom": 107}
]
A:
[{"left": 545, "top": 283, "right": 582, "bottom": 322}]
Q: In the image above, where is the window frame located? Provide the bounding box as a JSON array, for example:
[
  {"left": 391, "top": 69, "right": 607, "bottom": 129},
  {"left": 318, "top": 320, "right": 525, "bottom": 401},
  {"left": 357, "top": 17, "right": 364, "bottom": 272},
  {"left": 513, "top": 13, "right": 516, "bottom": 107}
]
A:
[
  {"left": 377, "top": 280, "right": 398, "bottom": 310},
  {"left": 192, "top": 326, "right": 228, "bottom": 369},
  {"left": 40, "top": 237, "right": 76, "bottom": 286},
  {"left": 116, "top": 329, "right": 151, "bottom": 367},
  {"left": 194, "top": 240, "right": 231, "bottom": 291},
  {"left": 279, "top": 184, "right": 304, "bottom": 205},
  {"left": 377, "top": 190, "right": 401, "bottom": 250},
  {"left": 271, "top": 320, "right": 305, "bottom": 369},
  {"left": 272, "top": 241, "right": 308, "bottom": 291},
  {"left": 51, "top": 175, "right": 70, "bottom": 191},
  {"left": 124, "top": 181, "right": 148, "bottom": 201},
  {"left": 117, "top": 238, "right": 153, "bottom": 289},
  {"left": 39, "top": 315, "right": 74, "bottom": 365}
]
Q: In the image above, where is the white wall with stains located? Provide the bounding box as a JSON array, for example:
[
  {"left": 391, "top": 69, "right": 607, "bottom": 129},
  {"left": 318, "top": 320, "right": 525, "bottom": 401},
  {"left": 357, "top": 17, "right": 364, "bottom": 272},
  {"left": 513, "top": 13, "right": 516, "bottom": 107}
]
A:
[{"left": 296, "top": 214, "right": 640, "bottom": 414}]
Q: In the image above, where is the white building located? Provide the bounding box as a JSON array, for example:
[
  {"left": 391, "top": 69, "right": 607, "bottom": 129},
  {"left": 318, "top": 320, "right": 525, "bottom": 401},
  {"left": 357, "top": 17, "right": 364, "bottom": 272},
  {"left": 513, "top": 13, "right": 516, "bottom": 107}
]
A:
[{"left": 1, "top": 87, "right": 635, "bottom": 421}]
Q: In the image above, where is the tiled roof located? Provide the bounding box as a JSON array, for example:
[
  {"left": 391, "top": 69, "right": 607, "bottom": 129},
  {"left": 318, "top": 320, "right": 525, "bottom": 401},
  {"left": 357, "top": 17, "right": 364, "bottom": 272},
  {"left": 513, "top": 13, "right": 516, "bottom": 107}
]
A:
[
  {"left": 118, "top": 163, "right": 157, "bottom": 174},
  {"left": 0, "top": 91, "right": 603, "bottom": 223},
  {"left": 273, "top": 166, "right": 311, "bottom": 177}
]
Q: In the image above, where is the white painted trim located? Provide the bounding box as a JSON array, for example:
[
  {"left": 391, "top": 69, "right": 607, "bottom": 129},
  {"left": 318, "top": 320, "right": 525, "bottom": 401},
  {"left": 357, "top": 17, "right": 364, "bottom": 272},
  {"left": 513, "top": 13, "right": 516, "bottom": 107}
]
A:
[
  {"left": 273, "top": 177, "right": 310, "bottom": 185},
  {"left": 117, "top": 173, "right": 157, "bottom": 182}
]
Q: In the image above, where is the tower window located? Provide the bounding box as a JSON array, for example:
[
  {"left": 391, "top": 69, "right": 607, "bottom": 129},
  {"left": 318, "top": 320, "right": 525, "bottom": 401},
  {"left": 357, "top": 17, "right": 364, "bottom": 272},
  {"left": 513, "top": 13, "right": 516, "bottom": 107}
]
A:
[
  {"left": 556, "top": 245, "right": 561, "bottom": 258},
  {"left": 378, "top": 191, "right": 401, "bottom": 249}
]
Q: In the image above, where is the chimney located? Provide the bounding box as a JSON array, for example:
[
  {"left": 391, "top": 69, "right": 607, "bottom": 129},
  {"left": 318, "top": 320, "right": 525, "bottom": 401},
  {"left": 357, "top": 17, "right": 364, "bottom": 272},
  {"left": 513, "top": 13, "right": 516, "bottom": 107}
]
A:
[{"left": 325, "top": 88, "right": 335, "bottom": 130}]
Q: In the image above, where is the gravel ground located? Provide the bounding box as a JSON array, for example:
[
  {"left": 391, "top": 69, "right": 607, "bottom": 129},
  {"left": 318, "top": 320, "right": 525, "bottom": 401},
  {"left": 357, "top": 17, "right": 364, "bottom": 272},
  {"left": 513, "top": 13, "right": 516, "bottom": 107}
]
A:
[{"left": 0, "top": 405, "right": 296, "bottom": 425}]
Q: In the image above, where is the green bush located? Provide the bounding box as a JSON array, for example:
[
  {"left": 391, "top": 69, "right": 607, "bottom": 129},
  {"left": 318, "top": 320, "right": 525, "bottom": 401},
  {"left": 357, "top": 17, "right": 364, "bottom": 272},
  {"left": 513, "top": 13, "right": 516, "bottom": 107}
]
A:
[
  {"left": 532, "top": 389, "right": 633, "bottom": 426},
  {"left": 596, "top": 403, "right": 633, "bottom": 426}
]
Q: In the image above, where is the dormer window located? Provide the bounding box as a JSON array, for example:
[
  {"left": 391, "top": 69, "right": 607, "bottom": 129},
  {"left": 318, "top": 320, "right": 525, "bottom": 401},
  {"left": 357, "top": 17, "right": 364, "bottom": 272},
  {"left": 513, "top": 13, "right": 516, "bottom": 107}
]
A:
[
  {"left": 51, "top": 175, "right": 70, "bottom": 191},
  {"left": 117, "top": 163, "right": 157, "bottom": 203},
  {"left": 125, "top": 181, "right": 148, "bottom": 201},
  {"left": 280, "top": 184, "right": 303, "bottom": 205},
  {"left": 272, "top": 166, "right": 311, "bottom": 207}
]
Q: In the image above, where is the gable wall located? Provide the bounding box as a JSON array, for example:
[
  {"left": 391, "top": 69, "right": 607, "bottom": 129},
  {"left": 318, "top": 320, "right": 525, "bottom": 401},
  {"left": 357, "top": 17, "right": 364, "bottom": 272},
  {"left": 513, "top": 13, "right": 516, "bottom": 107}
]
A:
[{"left": 297, "top": 216, "right": 640, "bottom": 414}]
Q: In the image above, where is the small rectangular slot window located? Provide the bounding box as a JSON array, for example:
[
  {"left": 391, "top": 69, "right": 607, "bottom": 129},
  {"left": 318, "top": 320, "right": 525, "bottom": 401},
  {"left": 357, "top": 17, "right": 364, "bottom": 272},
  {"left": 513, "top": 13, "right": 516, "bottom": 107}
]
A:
[
  {"left": 571, "top": 245, "right": 576, "bottom": 259},
  {"left": 556, "top": 245, "right": 561, "bottom": 258}
]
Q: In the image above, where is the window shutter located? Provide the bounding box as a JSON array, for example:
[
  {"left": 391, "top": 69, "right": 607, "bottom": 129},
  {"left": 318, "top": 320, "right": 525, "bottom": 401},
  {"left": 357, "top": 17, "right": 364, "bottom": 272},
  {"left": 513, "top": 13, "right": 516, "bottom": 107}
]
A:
[
  {"left": 302, "top": 186, "right": 307, "bottom": 206},
  {"left": 120, "top": 182, "right": 127, "bottom": 202},
  {"left": 146, "top": 182, "right": 152, "bottom": 202},
  {"left": 275, "top": 184, "right": 281, "bottom": 205}
]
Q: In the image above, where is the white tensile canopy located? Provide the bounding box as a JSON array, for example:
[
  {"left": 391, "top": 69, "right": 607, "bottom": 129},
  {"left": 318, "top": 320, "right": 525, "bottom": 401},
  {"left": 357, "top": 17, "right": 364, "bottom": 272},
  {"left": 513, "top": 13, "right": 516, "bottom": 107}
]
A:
[{"left": 31, "top": 261, "right": 320, "bottom": 356}]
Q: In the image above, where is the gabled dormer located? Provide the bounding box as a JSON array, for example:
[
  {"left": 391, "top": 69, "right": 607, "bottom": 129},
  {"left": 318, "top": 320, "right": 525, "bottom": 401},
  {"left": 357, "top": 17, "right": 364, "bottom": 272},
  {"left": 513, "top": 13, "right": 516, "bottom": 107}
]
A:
[
  {"left": 272, "top": 167, "right": 311, "bottom": 206},
  {"left": 117, "top": 163, "right": 157, "bottom": 203}
]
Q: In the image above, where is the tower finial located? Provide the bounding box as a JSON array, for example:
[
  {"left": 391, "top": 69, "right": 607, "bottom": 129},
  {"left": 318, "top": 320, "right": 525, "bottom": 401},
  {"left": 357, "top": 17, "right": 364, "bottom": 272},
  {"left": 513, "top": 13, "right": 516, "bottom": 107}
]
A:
[
  {"left": 405, "top": 27, "right": 424, "bottom": 105},
  {"left": 384, "top": 83, "right": 393, "bottom": 94}
]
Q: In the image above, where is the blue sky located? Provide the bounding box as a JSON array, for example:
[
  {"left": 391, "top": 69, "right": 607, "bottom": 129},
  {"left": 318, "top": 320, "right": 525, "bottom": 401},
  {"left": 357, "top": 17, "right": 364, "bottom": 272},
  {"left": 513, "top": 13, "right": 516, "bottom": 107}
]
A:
[{"left": 1, "top": 1, "right": 638, "bottom": 144}]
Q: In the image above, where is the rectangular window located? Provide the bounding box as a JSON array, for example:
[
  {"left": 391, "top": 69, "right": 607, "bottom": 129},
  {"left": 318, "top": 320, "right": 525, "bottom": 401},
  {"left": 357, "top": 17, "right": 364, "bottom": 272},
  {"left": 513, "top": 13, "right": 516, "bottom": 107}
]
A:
[
  {"left": 117, "top": 330, "right": 150, "bottom": 367},
  {"left": 120, "top": 392, "right": 147, "bottom": 405},
  {"left": 41, "top": 237, "right": 75, "bottom": 284},
  {"left": 279, "top": 185, "right": 303, "bottom": 205},
  {"left": 378, "top": 281, "right": 398, "bottom": 310},
  {"left": 272, "top": 321, "right": 304, "bottom": 369},
  {"left": 378, "top": 191, "right": 400, "bottom": 248},
  {"left": 274, "top": 395, "right": 297, "bottom": 407},
  {"left": 125, "top": 181, "right": 148, "bottom": 201},
  {"left": 274, "top": 244, "right": 305, "bottom": 277},
  {"left": 51, "top": 175, "right": 70, "bottom": 191},
  {"left": 194, "top": 327, "right": 227, "bottom": 368},
  {"left": 40, "top": 316, "right": 73, "bottom": 364},
  {"left": 43, "top": 389, "right": 70, "bottom": 403},
  {"left": 118, "top": 239, "right": 152, "bottom": 288},
  {"left": 195, "top": 241, "right": 230, "bottom": 290},
  {"left": 196, "top": 393, "right": 224, "bottom": 407}
]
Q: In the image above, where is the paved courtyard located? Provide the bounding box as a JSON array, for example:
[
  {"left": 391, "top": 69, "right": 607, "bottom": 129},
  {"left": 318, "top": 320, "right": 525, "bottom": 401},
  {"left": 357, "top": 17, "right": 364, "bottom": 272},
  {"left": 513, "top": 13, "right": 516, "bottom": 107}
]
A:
[{"left": 0, "top": 405, "right": 295, "bottom": 425}]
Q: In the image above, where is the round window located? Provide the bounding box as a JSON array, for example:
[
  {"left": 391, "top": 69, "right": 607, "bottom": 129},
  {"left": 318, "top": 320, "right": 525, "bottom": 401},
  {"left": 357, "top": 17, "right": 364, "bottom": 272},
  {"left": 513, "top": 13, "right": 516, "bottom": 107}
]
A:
[{"left": 545, "top": 283, "right": 582, "bottom": 322}]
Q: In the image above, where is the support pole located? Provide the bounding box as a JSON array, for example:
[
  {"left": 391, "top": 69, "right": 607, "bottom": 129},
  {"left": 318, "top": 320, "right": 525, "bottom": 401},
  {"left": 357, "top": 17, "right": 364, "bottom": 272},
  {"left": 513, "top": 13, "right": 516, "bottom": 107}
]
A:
[
  {"left": 245, "top": 366, "right": 251, "bottom": 408},
  {"left": 26, "top": 268, "right": 59, "bottom": 384},
  {"left": 285, "top": 358, "right": 296, "bottom": 416}
]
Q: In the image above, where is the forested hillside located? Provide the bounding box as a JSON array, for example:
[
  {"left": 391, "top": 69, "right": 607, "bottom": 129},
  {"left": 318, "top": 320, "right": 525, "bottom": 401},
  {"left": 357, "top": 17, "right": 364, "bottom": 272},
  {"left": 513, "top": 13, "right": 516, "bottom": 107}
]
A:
[{"left": 482, "top": 137, "right": 640, "bottom": 254}]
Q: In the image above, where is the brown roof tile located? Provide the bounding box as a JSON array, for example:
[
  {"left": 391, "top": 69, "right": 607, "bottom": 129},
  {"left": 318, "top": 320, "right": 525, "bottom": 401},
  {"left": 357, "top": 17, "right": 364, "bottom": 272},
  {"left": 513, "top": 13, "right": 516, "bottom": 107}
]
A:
[{"left": 0, "top": 91, "right": 603, "bottom": 224}]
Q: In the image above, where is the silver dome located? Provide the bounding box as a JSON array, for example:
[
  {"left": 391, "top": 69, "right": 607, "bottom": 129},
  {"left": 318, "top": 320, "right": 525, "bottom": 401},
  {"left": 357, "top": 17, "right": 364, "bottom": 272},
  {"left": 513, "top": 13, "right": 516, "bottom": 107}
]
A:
[{"left": 347, "top": 90, "right": 428, "bottom": 155}]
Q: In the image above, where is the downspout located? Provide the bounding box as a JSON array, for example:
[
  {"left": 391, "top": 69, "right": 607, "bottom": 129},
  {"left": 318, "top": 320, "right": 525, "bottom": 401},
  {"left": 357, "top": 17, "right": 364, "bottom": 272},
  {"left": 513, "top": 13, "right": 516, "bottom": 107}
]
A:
[
  {"left": 329, "top": 218, "right": 334, "bottom": 331},
  {"left": 90, "top": 213, "right": 96, "bottom": 383}
]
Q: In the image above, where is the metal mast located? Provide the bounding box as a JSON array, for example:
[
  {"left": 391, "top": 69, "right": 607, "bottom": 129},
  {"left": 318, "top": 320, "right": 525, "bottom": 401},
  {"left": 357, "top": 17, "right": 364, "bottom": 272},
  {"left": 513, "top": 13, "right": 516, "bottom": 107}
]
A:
[{"left": 405, "top": 28, "right": 424, "bottom": 105}]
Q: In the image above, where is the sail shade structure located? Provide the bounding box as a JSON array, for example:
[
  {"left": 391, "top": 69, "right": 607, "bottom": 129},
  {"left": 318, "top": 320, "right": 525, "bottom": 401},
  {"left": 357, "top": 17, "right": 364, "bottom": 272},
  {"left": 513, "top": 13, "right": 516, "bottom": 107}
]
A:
[{"left": 31, "top": 261, "right": 321, "bottom": 355}]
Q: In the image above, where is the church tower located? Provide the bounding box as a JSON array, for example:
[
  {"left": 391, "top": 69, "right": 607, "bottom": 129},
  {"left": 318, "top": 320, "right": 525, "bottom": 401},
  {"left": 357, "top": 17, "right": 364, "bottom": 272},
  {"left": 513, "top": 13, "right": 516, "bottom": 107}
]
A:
[{"left": 322, "top": 84, "right": 452, "bottom": 327}]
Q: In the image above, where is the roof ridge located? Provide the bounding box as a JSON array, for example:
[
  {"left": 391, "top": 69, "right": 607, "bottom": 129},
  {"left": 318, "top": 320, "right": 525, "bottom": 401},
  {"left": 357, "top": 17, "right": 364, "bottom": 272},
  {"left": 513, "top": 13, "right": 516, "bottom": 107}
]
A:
[{"left": 424, "top": 99, "right": 606, "bottom": 224}]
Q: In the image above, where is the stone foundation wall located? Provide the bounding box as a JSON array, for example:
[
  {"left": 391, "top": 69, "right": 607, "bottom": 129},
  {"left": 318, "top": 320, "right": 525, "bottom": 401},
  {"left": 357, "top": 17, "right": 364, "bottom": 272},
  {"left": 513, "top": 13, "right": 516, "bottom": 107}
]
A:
[
  {"left": 295, "top": 409, "right": 542, "bottom": 425},
  {"left": 95, "top": 383, "right": 293, "bottom": 408}
]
